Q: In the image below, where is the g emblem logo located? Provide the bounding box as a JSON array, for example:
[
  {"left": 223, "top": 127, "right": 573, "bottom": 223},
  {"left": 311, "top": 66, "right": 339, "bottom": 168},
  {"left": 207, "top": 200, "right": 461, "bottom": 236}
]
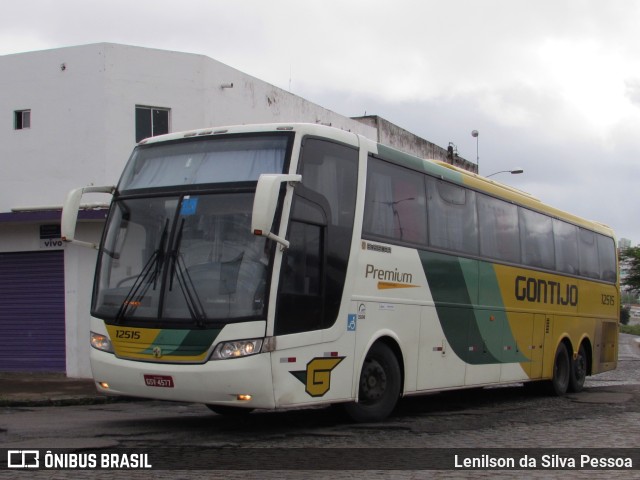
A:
[
  {"left": 153, "top": 347, "right": 162, "bottom": 359},
  {"left": 290, "top": 356, "right": 345, "bottom": 397}
]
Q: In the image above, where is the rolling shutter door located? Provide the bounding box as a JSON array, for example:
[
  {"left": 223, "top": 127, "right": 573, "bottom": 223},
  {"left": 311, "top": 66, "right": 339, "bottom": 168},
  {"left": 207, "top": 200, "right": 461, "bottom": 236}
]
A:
[{"left": 0, "top": 251, "right": 66, "bottom": 371}]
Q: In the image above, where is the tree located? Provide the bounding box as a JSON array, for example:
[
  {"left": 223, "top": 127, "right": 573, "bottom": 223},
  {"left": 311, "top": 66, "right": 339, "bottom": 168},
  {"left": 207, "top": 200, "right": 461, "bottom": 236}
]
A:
[
  {"left": 620, "top": 246, "right": 640, "bottom": 297},
  {"left": 620, "top": 305, "right": 630, "bottom": 325}
]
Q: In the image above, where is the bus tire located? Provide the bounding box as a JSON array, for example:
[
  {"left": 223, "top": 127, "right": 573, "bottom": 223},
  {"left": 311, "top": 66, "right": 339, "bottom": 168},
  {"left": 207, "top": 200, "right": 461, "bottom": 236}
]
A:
[
  {"left": 569, "top": 343, "right": 587, "bottom": 393},
  {"left": 549, "top": 342, "right": 571, "bottom": 396},
  {"left": 344, "top": 342, "right": 401, "bottom": 422}
]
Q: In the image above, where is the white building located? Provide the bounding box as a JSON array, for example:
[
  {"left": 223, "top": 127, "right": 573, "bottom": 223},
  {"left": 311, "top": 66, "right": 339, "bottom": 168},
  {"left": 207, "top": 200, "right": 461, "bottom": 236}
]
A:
[{"left": 0, "top": 43, "right": 471, "bottom": 377}]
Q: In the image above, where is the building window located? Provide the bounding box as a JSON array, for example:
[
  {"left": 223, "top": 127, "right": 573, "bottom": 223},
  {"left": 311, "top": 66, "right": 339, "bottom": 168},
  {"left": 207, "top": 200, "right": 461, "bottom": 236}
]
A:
[
  {"left": 14, "top": 109, "right": 31, "bottom": 130},
  {"left": 135, "top": 106, "right": 170, "bottom": 143}
]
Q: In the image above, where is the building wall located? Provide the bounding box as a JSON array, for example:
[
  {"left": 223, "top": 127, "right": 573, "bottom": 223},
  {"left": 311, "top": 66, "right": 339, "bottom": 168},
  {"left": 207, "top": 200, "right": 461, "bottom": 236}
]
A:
[
  {"left": 0, "top": 223, "right": 43, "bottom": 252},
  {"left": 353, "top": 115, "right": 477, "bottom": 172},
  {"left": 1, "top": 47, "right": 109, "bottom": 212}
]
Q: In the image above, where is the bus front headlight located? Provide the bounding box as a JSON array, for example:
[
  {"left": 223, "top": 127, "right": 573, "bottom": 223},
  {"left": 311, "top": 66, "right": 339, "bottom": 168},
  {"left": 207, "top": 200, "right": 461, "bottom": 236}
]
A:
[
  {"left": 211, "top": 339, "right": 263, "bottom": 360},
  {"left": 90, "top": 332, "right": 114, "bottom": 353}
]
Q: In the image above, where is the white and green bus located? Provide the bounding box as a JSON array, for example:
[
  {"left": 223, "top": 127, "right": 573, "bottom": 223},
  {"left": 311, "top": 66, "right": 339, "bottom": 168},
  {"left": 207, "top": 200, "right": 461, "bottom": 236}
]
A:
[{"left": 63, "top": 123, "right": 619, "bottom": 421}]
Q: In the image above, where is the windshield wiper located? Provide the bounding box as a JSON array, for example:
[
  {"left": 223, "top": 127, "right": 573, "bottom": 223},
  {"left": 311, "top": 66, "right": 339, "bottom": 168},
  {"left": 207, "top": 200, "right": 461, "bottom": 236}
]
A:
[
  {"left": 115, "top": 219, "right": 169, "bottom": 323},
  {"left": 168, "top": 218, "right": 208, "bottom": 327}
]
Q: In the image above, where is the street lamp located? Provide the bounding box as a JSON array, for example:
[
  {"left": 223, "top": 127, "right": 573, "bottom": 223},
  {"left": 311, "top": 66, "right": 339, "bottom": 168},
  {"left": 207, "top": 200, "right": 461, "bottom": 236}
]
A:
[
  {"left": 486, "top": 169, "right": 524, "bottom": 178},
  {"left": 471, "top": 130, "right": 479, "bottom": 173}
]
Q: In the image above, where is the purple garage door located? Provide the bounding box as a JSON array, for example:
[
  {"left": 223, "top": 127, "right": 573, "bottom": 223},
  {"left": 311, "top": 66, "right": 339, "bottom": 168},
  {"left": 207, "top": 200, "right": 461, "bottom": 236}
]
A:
[{"left": 0, "top": 251, "right": 66, "bottom": 371}]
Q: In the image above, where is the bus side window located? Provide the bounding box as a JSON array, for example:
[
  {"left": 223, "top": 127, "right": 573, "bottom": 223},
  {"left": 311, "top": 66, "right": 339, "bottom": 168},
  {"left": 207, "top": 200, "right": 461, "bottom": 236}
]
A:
[
  {"left": 427, "top": 177, "right": 478, "bottom": 255},
  {"left": 276, "top": 220, "right": 324, "bottom": 335},
  {"left": 281, "top": 221, "right": 322, "bottom": 295},
  {"left": 477, "top": 193, "right": 520, "bottom": 263},
  {"left": 597, "top": 234, "right": 617, "bottom": 283},
  {"left": 519, "top": 208, "right": 554, "bottom": 270},
  {"left": 578, "top": 228, "right": 600, "bottom": 279},
  {"left": 553, "top": 219, "right": 579, "bottom": 275},
  {"left": 363, "top": 157, "right": 427, "bottom": 245}
]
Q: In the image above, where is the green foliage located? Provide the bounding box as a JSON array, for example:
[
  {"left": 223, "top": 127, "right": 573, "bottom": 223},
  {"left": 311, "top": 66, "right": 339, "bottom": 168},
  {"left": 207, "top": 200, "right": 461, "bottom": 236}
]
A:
[
  {"left": 620, "top": 246, "right": 640, "bottom": 295},
  {"left": 620, "top": 305, "right": 631, "bottom": 325},
  {"left": 620, "top": 324, "right": 640, "bottom": 336}
]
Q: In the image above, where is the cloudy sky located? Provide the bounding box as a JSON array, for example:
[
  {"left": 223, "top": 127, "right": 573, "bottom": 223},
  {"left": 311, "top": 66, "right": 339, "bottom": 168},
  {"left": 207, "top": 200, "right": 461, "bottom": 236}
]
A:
[{"left": 3, "top": 0, "right": 639, "bottom": 243}]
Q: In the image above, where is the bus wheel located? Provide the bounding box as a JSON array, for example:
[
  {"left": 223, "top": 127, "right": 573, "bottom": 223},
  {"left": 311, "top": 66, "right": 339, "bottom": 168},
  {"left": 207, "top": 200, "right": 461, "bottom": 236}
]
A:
[
  {"left": 344, "top": 342, "right": 401, "bottom": 422},
  {"left": 569, "top": 344, "right": 587, "bottom": 393},
  {"left": 549, "top": 342, "right": 571, "bottom": 396},
  {"left": 206, "top": 405, "right": 254, "bottom": 416}
]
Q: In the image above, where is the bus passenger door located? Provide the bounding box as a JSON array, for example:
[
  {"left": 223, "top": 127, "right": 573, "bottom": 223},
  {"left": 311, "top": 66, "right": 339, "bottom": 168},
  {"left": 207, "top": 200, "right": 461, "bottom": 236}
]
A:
[
  {"left": 270, "top": 215, "right": 355, "bottom": 407},
  {"left": 270, "top": 137, "right": 359, "bottom": 408}
]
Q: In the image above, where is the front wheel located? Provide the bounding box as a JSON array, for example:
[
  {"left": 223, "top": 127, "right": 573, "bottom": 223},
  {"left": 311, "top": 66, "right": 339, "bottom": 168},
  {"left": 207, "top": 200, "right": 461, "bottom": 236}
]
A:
[{"left": 343, "top": 342, "right": 401, "bottom": 422}]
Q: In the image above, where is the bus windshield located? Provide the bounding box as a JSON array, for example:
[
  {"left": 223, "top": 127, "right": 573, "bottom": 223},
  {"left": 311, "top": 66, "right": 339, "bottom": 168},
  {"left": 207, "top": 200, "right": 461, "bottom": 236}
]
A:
[
  {"left": 93, "top": 192, "right": 270, "bottom": 324},
  {"left": 119, "top": 135, "right": 289, "bottom": 190},
  {"left": 91, "top": 133, "right": 293, "bottom": 325}
]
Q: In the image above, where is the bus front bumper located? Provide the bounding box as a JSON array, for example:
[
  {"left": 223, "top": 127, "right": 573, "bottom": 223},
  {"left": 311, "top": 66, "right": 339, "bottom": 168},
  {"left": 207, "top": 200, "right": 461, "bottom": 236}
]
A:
[{"left": 90, "top": 349, "right": 276, "bottom": 409}]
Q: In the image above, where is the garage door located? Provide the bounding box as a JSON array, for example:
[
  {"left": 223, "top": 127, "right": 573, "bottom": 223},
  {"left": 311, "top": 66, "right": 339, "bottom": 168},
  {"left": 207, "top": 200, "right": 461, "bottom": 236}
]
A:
[{"left": 0, "top": 250, "right": 66, "bottom": 371}]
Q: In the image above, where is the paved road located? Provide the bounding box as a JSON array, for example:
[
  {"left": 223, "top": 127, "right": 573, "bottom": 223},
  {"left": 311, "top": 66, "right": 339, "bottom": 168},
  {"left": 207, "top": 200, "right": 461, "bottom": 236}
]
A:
[{"left": 2, "top": 334, "right": 640, "bottom": 479}]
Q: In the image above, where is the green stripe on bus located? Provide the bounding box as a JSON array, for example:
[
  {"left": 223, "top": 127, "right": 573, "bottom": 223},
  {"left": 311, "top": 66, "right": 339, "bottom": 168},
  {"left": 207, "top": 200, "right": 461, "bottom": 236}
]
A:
[
  {"left": 419, "top": 250, "right": 527, "bottom": 364},
  {"left": 170, "top": 329, "right": 221, "bottom": 356},
  {"left": 142, "top": 328, "right": 220, "bottom": 356}
]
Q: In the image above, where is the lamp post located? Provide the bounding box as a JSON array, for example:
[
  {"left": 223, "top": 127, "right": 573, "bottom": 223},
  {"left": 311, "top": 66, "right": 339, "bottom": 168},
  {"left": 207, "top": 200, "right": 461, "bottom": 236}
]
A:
[
  {"left": 486, "top": 169, "right": 524, "bottom": 178},
  {"left": 471, "top": 130, "right": 479, "bottom": 174}
]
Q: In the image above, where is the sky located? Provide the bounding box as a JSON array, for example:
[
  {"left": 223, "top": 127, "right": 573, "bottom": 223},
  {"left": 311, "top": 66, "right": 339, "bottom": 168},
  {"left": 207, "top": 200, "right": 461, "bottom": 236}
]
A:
[{"left": 2, "top": 0, "right": 639, "bottom": 244}]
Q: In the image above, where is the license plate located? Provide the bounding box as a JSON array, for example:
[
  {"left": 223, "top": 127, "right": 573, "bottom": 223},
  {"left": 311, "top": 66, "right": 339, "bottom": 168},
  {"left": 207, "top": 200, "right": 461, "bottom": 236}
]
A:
[{"left": 143, "top": 374, "right": 174, "bottom": 388}]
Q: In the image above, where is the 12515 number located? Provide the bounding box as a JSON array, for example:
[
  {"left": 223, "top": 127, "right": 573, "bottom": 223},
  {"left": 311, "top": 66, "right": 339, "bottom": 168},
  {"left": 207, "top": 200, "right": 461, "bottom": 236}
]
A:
[
  {"left": 601, "top": 294, "right": 616, "bottom": 306},
  {"left": 115, "top": 330, "right": 141, "bottom": 340}
]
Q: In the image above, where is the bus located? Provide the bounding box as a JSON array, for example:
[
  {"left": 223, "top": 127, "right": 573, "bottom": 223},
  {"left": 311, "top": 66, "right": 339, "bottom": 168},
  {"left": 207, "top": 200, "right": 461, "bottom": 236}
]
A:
[{"left": 62, "top": 123, "right": 619, "bottom": 422}]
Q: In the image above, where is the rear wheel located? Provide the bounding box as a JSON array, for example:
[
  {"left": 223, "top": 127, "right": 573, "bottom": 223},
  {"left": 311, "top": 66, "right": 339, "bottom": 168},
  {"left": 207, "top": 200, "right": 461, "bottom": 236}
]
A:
[
  {"left": 569, "top": 343, "right": 587, "bottom": 393},
  {"left": 549, "top": 342, "right": 571, "bottom": 396},
  {"left": 344, "top": 342, "right": 401, "bottom": 422}
]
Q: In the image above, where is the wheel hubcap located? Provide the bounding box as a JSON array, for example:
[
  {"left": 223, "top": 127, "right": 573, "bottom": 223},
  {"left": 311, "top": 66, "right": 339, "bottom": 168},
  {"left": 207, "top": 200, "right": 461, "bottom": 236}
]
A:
[{"left": 360, "top": 359, "right": 387, "bottom": 404}]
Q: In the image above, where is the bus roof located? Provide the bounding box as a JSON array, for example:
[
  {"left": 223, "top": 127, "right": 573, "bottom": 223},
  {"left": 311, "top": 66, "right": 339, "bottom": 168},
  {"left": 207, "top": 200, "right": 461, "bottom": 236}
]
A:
[{"left": 138, "top": 122, "right": 360, "bottom": 147}]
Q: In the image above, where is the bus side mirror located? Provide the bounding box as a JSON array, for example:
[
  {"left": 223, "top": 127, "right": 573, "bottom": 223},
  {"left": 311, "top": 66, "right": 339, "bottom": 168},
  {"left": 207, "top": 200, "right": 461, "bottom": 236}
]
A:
[
  {"left": 62, "top": 185, "right": 115, "bottom": 249},
  {"left": 251, "top": 174, "right": 301, "bottom": 249}
]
